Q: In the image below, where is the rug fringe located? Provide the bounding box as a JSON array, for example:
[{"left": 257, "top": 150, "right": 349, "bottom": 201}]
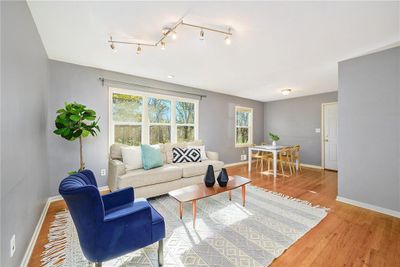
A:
[
  {"left": 40, "top": 210, "right": 70, "bottom": 267},
  {"left": 249, "top": 184, "right": 330, "bottom": 212}
]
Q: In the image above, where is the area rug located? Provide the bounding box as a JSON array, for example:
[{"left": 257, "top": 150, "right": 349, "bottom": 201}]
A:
[{"left": 41, "top": 186, "right": 328, "bottom": 267}]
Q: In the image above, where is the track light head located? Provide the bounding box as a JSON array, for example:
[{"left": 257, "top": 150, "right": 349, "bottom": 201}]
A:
[
  {"left": 160, "top": 41, "right": 166, "bottom": 50},
  {"left": 200, "top": 29, "right": 205, "bottom": 40},
  {"left": 171, "top": 31, "right": 177, "bottom": 40},
  {"left": 225, "top": 35, "right": 231, "bottom": 45},
  {"left": 109, "top": 36, "right": 117, "bottom": 52},
  {"left": 136, "top": 45, "right": 142, "bottom": 55},
  {"left": 281, "top": 89, "right": 292, "bottom": 96}
]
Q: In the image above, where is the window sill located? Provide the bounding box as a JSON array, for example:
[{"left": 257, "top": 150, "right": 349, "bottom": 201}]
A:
[{"left": 235, "top": 144, "right": 252, "bottom": 148}]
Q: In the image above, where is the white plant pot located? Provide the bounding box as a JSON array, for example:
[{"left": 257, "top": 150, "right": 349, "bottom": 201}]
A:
[{"left": 272, "top": 141, "right": 277, "bottom": 146}]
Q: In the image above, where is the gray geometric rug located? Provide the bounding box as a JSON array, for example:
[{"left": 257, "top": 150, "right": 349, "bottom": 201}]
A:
[{"left": 41, "top": 185, "right": 328, "bottom": 267}]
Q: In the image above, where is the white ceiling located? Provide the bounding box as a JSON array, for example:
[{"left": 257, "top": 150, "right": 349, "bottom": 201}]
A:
[{"left": 27, "top": 1, "right": 399, "bottom": 101}]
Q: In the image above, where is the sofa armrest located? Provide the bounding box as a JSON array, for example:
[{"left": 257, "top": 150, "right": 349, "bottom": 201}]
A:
[
  {"left": 206, "top": 151, "right": 219, "bottom": 161},
  {"left": 102, "top": 187, "right": 134, "bottom": 211},
  {"left": 108, "top": 159, "right": 126, "bottom": 191}
]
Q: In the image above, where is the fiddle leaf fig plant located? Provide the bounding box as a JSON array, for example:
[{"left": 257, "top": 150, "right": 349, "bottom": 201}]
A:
[
  {"left": 269, "top": 132, "right": 280, "bottom": 142},
  {"left": 53, "top": 102, "right": 100, "bottom": 173}
]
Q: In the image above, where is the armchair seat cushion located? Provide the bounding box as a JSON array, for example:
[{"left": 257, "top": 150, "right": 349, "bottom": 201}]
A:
[
  {"left": 149, "top": 202, "right": 165, "bottom": 243},
  {"left": 118, "top": 165, "right": 182, "bottom": 188},
  {"left": 173, "top": 160, "right": 224, "bottom": 178}
]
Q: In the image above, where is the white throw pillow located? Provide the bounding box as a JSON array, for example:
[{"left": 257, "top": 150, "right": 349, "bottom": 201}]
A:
[
  {"left": 188, "top": 145, "right": 208, "bottom": 161},
  {"left": 121, "top": 146, "right": 143, "bottom": 170}
]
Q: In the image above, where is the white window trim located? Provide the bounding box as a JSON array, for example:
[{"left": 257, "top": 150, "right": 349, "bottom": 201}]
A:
[
  {"left": 109, "top": 87, "right": 199, "bottom": 146},
  {"left": 234, "top": 106, "right": 253, "bottom": 148}
]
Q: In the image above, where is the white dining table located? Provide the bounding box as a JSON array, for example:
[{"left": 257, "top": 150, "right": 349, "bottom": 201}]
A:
[{"left": 248, "top": 145, "right": 299, "bottom": 178}]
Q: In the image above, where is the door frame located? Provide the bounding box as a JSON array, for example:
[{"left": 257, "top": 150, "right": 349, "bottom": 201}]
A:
[{"left": 321, "top": 102, "right": 338, "bottom": 169}]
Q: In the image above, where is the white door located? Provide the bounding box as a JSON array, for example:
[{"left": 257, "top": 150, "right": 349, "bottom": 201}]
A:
[{"left": 323, "top": 103, "right": 338, "bottom": 170}]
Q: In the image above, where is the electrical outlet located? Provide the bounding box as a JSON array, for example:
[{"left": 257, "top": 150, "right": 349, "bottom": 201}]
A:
[
  {"left": 10, "top": 234, "right": 15, "bottom": 257},
  {"left": 100, "top": 169, "right": 107, "bottom": 176},
  {"left": 315, "top": 128, "right": 321, "bottom": 133},
  {"left": 240, "top": 154, "right": 247, "bottom": 161}
]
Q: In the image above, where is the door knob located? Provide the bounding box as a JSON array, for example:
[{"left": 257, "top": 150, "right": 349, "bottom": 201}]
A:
[{"left": 324, "top": 139, "right": 328, "bottom": 142}]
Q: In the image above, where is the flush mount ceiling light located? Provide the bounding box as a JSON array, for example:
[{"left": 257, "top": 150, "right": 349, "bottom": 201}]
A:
[
  {"left": 281, "top": 89, "right": 292, "bottom": 96},
  {"left": 108, "top": 19, "right": 233, "bottom": 55},
  {"left": 167, "top": 75, "right": 174, "bottom": 79}
]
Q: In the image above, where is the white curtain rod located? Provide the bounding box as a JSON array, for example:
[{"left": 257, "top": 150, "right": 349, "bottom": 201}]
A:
[{"left": 99, "top": 77, "right": 207, "bottom": 100}]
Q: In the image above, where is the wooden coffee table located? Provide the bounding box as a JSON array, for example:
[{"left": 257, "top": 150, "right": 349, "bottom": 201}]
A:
[{"left": 168, "top": 176, "right": 251, "bottom": 228}]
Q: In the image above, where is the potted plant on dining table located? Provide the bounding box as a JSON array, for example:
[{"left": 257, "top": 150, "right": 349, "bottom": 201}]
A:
[{"left": 269, "top": 132, "right": 280, "bottom": 146}]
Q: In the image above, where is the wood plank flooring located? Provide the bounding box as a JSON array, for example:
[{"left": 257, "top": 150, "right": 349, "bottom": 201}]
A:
[{"left": 28, "top": 165, "right": 400, "bottom": 266}]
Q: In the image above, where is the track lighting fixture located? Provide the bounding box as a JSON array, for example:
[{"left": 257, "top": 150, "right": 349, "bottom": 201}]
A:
[
  {"left": 225, "top": 35, "right": 231, "bottom": 45},
  {"left": 171, "top": 31, "right": 177, "bottom": 40},
  {"left": 200, "top": 29, "right": 205, "bottom": 40},
  {"left": 109, "top": 37, "right": 117, "bottom": 52},
  {"left": 108, "top": 19, "right": 233, "bottom": 54}
]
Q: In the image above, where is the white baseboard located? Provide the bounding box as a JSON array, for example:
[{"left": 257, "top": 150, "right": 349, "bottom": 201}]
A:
[
  {"left": 300, "top": 163, "right": 323, "bottom": 169},
  {"left": 20, "top": 198, "right": 51, "bottom": 267},
  {"left": 20, "top": 185, "right": 110, "bottom": 267},
  {"left": 336, "top": 196, "right": 400, "bottom": 218},
  {"left": 224, "top": 161, "right": 247, "bottom": 167}
]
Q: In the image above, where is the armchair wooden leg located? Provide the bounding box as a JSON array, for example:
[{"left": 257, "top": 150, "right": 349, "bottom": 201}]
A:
[{"left": 158, "top": 239, "right": 164, "bottom": 266}]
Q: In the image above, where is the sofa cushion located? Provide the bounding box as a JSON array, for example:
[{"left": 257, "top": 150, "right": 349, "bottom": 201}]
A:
[
  {"left": 141, "top": 144, "right": 163, "bottom": 170},
  {"left": 172, "top": 160, "right": 224, "bottom": 178},
  {"left": 110, "top": 143, "right": 128, "bottom": 160},
  {"left": 118, "top": 165, "right": 182, "bottom": 188},
  {"left": 121, "top": 146, "right": 142, "bottom": 170}
]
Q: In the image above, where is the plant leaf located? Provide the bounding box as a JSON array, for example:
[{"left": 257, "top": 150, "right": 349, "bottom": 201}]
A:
[{"left": 69, "top": 114, "right": 81, "bottom": 122}]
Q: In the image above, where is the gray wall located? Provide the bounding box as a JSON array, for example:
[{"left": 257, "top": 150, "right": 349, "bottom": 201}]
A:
[
  {"left": 338, "top": 47, "right": 400, "bottom": 212},
  {"left": 1, "top": 2, "right": 50, "bottom": 266},
  {"left": 264, "top": 92, "right": 338, "bottom": 166},
  {"left": 48, "top": 60, "right": 264, "bottom": 196}
]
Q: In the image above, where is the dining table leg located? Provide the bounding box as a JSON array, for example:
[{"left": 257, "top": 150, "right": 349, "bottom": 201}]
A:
[
  {"left": 248, "top": 148, "right": 252, "bottom": 172},
  {"left": 228, "top": 190, "right": 232, "bottom": 201},
  {"left": 273, "top": 150, "right": 278, "bottom": 178}
]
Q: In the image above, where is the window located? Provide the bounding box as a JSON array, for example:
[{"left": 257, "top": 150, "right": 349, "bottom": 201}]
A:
[
  {"left": 112, "top": 93, "right": 143, "bottom": 146},
  {"left": 148, "top": 97, "right": 171, "bottom": 144},
  {"left": 176, "top": 101, "right": 195, "bottom": 142},
  {"left": 235, "top": 106, "right": 253, "bottom": 147},
  {"left": 110, "top": 88, "right": 199, "bottom": 146}
]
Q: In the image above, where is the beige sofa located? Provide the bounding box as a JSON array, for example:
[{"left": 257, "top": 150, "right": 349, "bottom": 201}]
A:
[{"left": 108, "top": 141, "right": 224, "bottom": 198}]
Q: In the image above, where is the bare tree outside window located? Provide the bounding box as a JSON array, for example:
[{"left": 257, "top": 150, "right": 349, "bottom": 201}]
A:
[
  {"left": 176, "top": 101, "right": 195, "bottom": 142},
  {"left": 235, "top": 107, "right": 253, "bottom": 146},
  {"left": 112, "top": 93, "right": 142, "bottom": 145},
  {"left": 148, "top": 98, "right": 171, "bottom": 144}
]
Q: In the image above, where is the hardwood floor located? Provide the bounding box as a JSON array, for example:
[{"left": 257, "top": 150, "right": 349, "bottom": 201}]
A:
[{"left": 28, "top": 165, "right": 400, "bottom": 267}]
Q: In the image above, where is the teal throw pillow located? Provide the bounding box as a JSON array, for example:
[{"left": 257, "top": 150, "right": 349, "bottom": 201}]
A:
[{"left": 141, "top": 144, "right": 163, "bottom": 170}]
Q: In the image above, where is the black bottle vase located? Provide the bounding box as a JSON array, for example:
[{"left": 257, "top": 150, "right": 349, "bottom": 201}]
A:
[
  {"left": 217, "top": 168, "right": 229, "bottom": 187},
  {"left": 204, "top": 165, "right": 215, "bottom": 187}
]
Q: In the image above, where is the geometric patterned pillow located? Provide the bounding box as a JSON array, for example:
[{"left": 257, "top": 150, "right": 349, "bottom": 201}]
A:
[{"left": 172, "top": 147, "right": 201, "bottom": 163}]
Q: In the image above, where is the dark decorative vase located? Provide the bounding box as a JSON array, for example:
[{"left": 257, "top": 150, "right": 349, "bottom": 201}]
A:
[
  {"left": 217, "top": 168, "right": 229, "bottom": 187},
  {"left": 204, "top": 165, "right": 215, "bottom": 187}
]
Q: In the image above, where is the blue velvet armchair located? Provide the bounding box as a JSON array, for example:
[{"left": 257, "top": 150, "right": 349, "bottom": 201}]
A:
[{"left": 59, "top": 170, "right": 165, "bottom": 266}]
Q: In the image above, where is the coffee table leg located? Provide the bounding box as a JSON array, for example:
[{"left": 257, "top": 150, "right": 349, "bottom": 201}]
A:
[
  {"left": 179, "top": 202, "right": 183, "bottom": 219},
  {"left": 242, "top": 185, "right": 246, "bottom": 207},
  {"left": 192, "top": 200, "right": 197, "bottom": 228},
  {"left": 228, "top": 190, "right": 232, "bottom": 201}
]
